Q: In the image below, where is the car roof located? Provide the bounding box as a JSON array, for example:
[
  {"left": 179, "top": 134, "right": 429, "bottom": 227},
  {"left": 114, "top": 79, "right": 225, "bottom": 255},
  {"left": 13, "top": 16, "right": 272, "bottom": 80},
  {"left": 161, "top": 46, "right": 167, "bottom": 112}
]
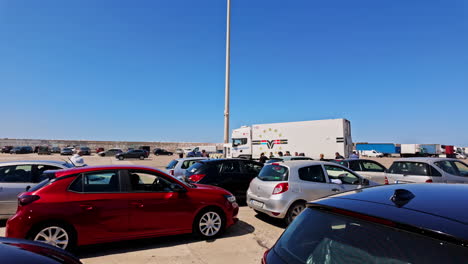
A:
[
  {"left": 0, "top": 160, "right": 71, "bottom": 167},
  {"left": 175, "top": 157, "right": 207, "bottom": 162},
  {"left": 268, "top": 160, "right": 342, "bottom": 168},
  {"left": 53, "top": 165, "right": 166, "bottom": 177},
  {"left": 201, "top": 158, "right": 259, "bottom": 163},
  {"left": 393, "top": 157, "right": 461, "bottom": 163},
  {"left": 310, "top": 184, "right": 468, "bottom": 241}
]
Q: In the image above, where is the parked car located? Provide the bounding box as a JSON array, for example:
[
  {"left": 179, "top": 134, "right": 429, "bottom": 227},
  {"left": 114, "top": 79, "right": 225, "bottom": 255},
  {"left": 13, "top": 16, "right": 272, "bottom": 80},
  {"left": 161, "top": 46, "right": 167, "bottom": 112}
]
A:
[
  {"left": 185, "top": 159, "right": 263, "bottom": 201},
  {"left": 332, "top": 159, "right": 387, "bottom": 184},
  {"left": 77, "top": 147, "right": 91, "bottom": 156},
  {"left": 385, "top": 158, "right": 468, "bottom": 184},
  {"left": 262, "top": 184, "right": 468, "bottom": 263},
  {"left": 266, "top": 156, "right": 313, "bottom": 163},
  {"left": 60, "top": 148, "right": 74, "bottom": 156},
  {"left": 0, "top": 237, "right": 82, "bottom": 264},
  {"left": 166, "top": 157, "right": 207, "bottom": 180},
  {"left": 154, "top": 148, "right": 173, "bottom": 156},
  {"left": 10, "top": 146, "right": 33, "bottom": 154},
  {"left": 360, "top": 150, "right": 384, "bottom": 157},
  {"left": 248, "top": 161, "right": 377, "bottom": 225},
  {"left": 1, "top": 146, "right": 13, "bottom": 153},
  {"left": 6, "top": 165, "right": 239, "bottom": 250},
  {"left": 95, "top": 147, "right": 104, "bottom": 153},
  {"left": 98, "top": 148, "right": 123, "bottom": 157},
  {"left": 0, "top": 160, "right": 74, "bottom": 219},
  {"left": 50, "top": 147, "right": 61, "bottom": 153},
  {"left": 116, "top": 149, "right": 149, "bottom": 160},
  {"left": 456, "top": 153, "right": 467, "bottom": 159},
  {"left": 37, "top": 146, "right": 51, "bottom": 155},
  {"left": 175, "top": 148, "right": 184, "bottom": 155}
]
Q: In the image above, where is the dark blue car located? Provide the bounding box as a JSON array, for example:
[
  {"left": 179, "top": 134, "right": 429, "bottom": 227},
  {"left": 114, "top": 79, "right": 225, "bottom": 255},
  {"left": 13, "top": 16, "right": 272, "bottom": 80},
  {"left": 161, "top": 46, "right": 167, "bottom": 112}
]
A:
[{"left": 263, "top": 184, "right": 468, "bottom": 263}]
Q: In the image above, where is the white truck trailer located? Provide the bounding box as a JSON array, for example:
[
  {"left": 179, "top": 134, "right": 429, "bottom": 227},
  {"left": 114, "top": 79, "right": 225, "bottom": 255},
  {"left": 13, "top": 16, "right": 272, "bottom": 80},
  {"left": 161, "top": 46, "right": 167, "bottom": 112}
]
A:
[{"left": 228, "top": 119, "right": 352, "bottom": 160}]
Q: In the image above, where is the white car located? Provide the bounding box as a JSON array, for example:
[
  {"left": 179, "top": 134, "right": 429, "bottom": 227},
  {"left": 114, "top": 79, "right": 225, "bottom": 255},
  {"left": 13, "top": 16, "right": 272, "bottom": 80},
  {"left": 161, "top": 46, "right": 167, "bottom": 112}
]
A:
[
  {"left": 386, "top": 158, "right": 468, "bottom": 184},
  {"left": 332, "top": 159, "right": 387, "bottom": 184},
  {"left": 360, "top": 150, "right": 384, "bottom": 157},
  {"left": 456, "top": 153, "right": 467, "bottom": 159},
  {"left": 165, "top": 157, "right": 207, "bottom": 180}
]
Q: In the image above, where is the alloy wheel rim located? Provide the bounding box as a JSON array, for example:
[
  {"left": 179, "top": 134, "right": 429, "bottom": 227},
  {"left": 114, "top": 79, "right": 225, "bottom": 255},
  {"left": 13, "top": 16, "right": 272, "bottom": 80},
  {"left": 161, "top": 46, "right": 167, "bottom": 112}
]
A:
[
  {"left": 34, "top": 226, "right": 69, "bottom": 249},
  {"left": 199, "top": 212, "right": 222, "bottom": 237},
  {"left": 291, "top": 205, "right": 305, "bottom": 219}
]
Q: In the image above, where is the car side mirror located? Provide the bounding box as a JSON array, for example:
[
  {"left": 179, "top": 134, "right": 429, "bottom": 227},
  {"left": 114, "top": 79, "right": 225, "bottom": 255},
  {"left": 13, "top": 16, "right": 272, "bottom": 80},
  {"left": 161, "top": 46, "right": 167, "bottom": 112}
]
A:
[
  {"left": 361, "top": 179, "right": 370, "bottom": 186},
  {"left": 26, "top": 185, "right": 31, "bottom": 191},
  {"left": 171, "top": 184, "right": 187, "bottom": 193}
]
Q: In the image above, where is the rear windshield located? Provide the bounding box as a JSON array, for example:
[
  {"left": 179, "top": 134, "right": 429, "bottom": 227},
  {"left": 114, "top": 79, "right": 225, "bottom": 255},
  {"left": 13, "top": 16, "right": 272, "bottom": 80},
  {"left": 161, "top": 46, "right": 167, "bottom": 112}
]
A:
[
  {"left": 166, "top": 160, "right": 178, "bottom": 169},
  {"left": 257, "top": 165, "right": 289, "bottom": 181},
  {"left": 186, "top": 162, "right": 206, "bottom": 175},
  {"left": 29, "top": 179, "right": 51, "bottom": 192},
  {"left": 274, "top": 208, "right": 467, "bottom": 264}
]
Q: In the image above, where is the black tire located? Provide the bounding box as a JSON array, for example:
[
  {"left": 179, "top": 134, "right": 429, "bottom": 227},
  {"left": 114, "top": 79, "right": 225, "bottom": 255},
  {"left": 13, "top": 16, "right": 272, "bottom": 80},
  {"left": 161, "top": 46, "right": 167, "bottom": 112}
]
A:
[
  {"left": 193, "top": 208, "right": 225, "bottom": 239},
  {"left": 139, "top": 155, "right": 145, "bottom": 160},
  {"left": 285, "top": 201, "right": 306, "bottom": 226},
  {"left": 118, "top": 156, "right": 124, "bottom": 160},
  {"left": 28, "top": 222, "right": 76, "bottom": 251},
  {"left": 155, "top": 153, "right": 159, "bottom": 156}
]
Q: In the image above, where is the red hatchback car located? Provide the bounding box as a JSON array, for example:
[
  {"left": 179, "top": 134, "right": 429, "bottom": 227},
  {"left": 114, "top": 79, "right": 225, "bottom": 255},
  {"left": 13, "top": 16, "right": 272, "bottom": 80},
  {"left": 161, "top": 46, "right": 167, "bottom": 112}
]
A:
[{"left": 6, "top": 165, "right": 239, "bottom": 250}]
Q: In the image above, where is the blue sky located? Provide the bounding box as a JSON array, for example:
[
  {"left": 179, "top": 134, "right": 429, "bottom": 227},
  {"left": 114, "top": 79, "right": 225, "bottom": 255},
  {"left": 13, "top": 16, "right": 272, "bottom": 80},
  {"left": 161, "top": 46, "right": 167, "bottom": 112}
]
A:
[{"left": 1, "top": 0, "right": 467, "bottom": 145}]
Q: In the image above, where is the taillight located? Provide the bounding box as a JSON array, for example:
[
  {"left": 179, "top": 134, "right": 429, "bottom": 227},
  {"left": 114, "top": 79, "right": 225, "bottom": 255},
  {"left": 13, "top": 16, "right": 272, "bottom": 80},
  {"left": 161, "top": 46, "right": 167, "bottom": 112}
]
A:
[
  {"left": 425, "top": 179, "right": 433, "bottom": 183},
  {"left": 384, "top": 176, "right": 389, "bottom": 185},
  {"left": 18, "top": 194, "right": 40, "bottom": 206},
  {"left": 272, "top": 182, "right": 289, "bottom": 195},
  {"left": 189, "top": 174, "right": 206, "bottom": 182}
]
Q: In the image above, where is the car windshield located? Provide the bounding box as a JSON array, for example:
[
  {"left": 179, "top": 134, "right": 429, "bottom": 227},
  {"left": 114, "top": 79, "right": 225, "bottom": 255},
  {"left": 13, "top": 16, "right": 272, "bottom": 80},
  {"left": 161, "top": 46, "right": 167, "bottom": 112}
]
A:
[
  {"left": 186, "top": 162, "right": 205, "bottom": 174},
  {"left": 166, "top": 160, "right": 178, "bottom": 169},
  {"left": 257, "top": 164, "right": 289, "bottom": 181},
  {"left": 274, "top": 208, "right": 467, "bottom": 264},
  {"left": 62, "top": 162, "right": 74, "bottom": 168},
  {"left": 29, "top": 179, "right": 51, "bottom": 192}
]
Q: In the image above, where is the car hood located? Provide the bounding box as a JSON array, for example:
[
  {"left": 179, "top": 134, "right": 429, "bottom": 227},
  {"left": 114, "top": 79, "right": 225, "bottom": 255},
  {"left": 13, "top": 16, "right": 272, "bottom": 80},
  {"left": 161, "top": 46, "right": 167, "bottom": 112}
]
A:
[{"left": 193, "top": 183, "right": 231, "bottom": 194}]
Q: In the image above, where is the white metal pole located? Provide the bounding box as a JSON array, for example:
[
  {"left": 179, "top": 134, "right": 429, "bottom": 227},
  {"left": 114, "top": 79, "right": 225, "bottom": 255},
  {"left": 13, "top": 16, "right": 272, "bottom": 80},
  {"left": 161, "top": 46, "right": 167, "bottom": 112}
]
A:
[{"left": 223, "top": 0, "right": 231, "bottom": 144}]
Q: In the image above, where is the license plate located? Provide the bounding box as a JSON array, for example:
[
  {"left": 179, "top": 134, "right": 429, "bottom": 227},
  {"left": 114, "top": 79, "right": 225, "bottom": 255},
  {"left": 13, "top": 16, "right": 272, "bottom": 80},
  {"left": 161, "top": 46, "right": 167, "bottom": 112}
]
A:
[{"left": 250, "top": 200, "right": 264, "bottom": 208}]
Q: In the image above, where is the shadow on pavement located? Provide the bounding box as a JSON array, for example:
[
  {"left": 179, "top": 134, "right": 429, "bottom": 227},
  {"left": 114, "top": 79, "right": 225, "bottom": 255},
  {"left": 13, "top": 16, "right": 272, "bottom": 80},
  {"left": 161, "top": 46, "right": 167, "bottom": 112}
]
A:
[
  {"left": 254, "top": 212, "right": 287, "bottom": 229},
  {"left": 75, "top": 220, "right": 255, "bottom": 259}
]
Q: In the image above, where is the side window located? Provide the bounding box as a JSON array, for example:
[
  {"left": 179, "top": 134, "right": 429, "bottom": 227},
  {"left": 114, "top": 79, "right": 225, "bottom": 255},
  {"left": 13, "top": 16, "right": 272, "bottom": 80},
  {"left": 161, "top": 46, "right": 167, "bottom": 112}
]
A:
[
  {"left": 429, "top": 165, "right": 442, "bottom": 177},
  {"left": 298, "top": 165, "right": 326, "bottom": 183},
  {"left": 243, "top": 162, "right": 263, "bottom": 174},
  {"left": 453, "top": 161, "right": 468, "bottom": 177},
  {"left": 349, "top": 161, "right": 361, "bottom": 171},
  {"left": 435, "top": 161, "right": 457, "bottom": 175},
  {"left": 0, "top": 165, "right": 33, "bottom": 183},
  {"left": 324, "top": 165, "right": 360, "bottom": 185},
  {"left": 361, "top": 161, "right": 385, "bottom": 172},
  {"left": 406, "top": 162, "right": 429, "bottom": 176},
  {"left": 221, "top": 161, "right": 241, "bottom": 173},
  {"left": 69, "top": 171, "right": 120, "bottom": 193},
  {"left": 129, "top": 170, "right": 174, "bottom": 192}
]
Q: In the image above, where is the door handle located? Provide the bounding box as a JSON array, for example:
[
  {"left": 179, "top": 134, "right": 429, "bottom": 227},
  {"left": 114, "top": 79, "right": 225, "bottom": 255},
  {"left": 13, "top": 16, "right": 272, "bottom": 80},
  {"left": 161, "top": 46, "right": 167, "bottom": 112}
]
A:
[
  {"left": 130, "top": 201, "right": 144, "bottom": 208},
  {"left": 331, "top": 188, "right": 340, "bottom": 192},
  {"left": 79, "top": 204, "right": 94, "bottom": 211}
]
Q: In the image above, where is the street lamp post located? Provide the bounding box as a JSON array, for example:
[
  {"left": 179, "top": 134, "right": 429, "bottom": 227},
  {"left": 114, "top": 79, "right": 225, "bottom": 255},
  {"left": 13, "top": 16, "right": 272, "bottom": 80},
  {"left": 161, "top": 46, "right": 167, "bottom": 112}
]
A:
[{"left": 223, "top": 0, "right": 231, "bottom": 144}]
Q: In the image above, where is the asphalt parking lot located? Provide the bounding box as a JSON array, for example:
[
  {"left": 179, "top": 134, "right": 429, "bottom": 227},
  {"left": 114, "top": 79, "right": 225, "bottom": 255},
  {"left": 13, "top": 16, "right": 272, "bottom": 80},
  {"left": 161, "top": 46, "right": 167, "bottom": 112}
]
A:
[{"left": 0, "top": 153, "right": 397, "bottom": 263}]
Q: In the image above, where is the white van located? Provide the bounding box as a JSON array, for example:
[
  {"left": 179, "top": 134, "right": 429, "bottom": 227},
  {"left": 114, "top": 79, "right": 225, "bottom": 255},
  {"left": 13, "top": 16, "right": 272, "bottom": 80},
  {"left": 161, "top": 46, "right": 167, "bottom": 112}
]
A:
[{"left": 360, "top": 150, "right": 384, "bottom": 158}]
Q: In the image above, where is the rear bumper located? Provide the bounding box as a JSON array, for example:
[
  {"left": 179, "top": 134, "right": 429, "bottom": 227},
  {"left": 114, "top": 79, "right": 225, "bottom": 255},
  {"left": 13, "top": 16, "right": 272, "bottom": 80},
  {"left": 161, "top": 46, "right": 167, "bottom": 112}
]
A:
[
  {"left": 246, "top": 191, "right": 290, "bottom": 219},
  {"left": 6, "top": 212, "right": 32, "bottom": 239}
]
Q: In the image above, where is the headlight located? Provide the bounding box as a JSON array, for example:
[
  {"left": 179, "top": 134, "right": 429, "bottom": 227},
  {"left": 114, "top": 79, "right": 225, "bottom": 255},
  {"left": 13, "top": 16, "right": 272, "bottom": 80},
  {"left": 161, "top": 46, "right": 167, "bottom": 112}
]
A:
[{"left": 224, "top": 195, "right": 236, "bottom": 203}]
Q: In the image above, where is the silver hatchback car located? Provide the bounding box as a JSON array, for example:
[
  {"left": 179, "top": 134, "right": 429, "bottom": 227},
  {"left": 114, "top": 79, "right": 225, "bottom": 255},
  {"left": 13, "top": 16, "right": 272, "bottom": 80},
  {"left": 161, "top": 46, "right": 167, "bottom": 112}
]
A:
[
  {"left": 0, "top": 160, "right": 74, "bottom": 219},
  {"left": 247, "top": 161, "right": 377, "bottom": 225}
]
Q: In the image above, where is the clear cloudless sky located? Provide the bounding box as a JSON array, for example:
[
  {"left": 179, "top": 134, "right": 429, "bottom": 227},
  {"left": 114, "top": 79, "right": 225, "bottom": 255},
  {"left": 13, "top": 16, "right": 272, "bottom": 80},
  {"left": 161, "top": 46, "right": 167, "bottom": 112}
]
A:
[{"left": 0, "top": 0, "right": 467, "bottom": 145}]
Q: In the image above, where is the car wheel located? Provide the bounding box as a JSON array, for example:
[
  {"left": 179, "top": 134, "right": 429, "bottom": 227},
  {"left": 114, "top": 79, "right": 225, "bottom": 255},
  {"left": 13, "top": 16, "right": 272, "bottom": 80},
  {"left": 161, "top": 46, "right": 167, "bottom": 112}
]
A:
[
  {"left": 285, "top": 202, "right": 306, "bottom": 225},
  {"left": 139, "top": 155, "right": 145, "bottom": 160},
  {"left": 155, "top": 153, "right": 159, "bottom": 156},
  {"left": 118, "top": 156, "right": 124, "bottom": 160},
  {"left": 193, "top": 209, "right": 225, "bottom": 239},
  {"left": 29, "top": 223, "right": 75, "bottom": 251}
]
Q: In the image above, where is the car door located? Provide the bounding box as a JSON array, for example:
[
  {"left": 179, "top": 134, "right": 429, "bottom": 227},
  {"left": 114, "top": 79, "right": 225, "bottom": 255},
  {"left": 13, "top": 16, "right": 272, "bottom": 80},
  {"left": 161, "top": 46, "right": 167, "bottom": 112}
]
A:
[
  {"left": 295, "top": 165, "right": 338, "bottom": 200},
  {"left": 323, "top": 164, "right": 366, "bottom": 192},
  {"left": 358, "top": 160, "right": 387, "bottom": 184},
  {"left": 386, "top": 162, "right": 431, "bottom": 183},
  {"left": 0, "top": 165, "right": 35, "bottom": 217},
  {"left": 434, "top": 161, "right": 468, "bottom": 183},
  {"left": 218, "top": 161, "right": 244, "bottom": 197},
  {"left": 241, "top": 161, "right": 263, "bottom": 191},
  {"left": 124, "top": 169, "right": 193, "bottom": 235},
  {"left": 67, "top": 170, "right": 130, "bottom": 241}
]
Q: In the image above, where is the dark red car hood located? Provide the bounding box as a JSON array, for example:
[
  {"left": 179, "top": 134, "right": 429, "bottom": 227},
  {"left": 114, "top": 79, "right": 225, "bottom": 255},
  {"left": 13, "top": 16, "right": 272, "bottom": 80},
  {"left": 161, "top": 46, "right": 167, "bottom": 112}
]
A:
[{"left": 193, "top": 183, "right": 232, "bottom": 194}]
